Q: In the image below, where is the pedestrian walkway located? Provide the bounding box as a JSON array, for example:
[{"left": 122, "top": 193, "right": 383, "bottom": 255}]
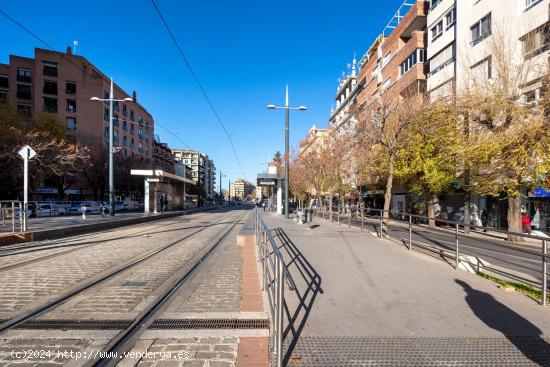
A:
[{"left": 262, "top": 213, "right": 550, "bottom": 366}]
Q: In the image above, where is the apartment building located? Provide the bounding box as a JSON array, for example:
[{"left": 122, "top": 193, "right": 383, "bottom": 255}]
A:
[
  {"left": 230, "top": 178, "right": 255, "bottom": 200},
  {"left": 153, "top": 136, "right": 176, "bottom": 174},
  {"left": 427, "top": 0, "right": 550, "bottom": 101},
  {"left": 329, "top": 56, "right": 360, "bottom": 133},
  {"left": 0, "top": 47, "right": 154, "bottom": 160},
  {"left": 356, "top": 0, "right": 429, "bottom": 107},
  {"left": 172, "top": 149, "right": 216, "bottom": 199},
  {"left": 299, "top": 125, "right": 329, "bottom": 155}
]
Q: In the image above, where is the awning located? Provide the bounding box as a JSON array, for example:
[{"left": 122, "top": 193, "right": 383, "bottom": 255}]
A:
[{"left": 130, "top": 169, "right": 195, "bottom": 185}]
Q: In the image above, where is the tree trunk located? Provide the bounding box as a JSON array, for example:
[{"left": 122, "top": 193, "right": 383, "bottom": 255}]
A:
[
  {"left": 427, "top": 193, "right": 438, "bottom": 228},
  {"left": 507, "top": 195, "right": 523, "bottom": 242},
  {"left": 382, "top": 154, "right": 395, "bottom": 235}
]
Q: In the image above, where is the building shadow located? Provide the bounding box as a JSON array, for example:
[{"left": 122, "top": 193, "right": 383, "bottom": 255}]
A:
[
  {"left": 271, "top": 227, "right": 323, "bottom": 366},
  {"left": 455, "top": 279, "right": 550, "bottom": 366}
]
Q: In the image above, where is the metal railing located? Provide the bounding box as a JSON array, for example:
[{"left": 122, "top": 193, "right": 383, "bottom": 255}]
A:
[
  {"left": 0, "top": 201, "right": 24, "bottom": 233},
  {"left": 254, "top": 208, "right": 295, "bottom": 367},
  {"left": 313, "top": 206, "right": 549, "bottom": 307}
]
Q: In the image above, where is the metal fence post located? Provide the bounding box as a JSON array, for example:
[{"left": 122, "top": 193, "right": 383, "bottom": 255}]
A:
[
  {"left": 455, "top": 224, "right": 460, "bottom": 270},
  {"left": 276, "top": 257, "right": 284, "bottom": 367},
  {"left": 19, "top": 202, "right": 24, "bottom": 232},
  {"left": 11, "top": 202, "right": 15, "bottom": 233},
  {"left": 543, "top": 240, "right": 547, "bottom": 307},
  {"left": 408, "top": 214, "right": 412, "bottom": 251},
  {"left": 379, "top": 211, "right": 383, "bottom": 238}
]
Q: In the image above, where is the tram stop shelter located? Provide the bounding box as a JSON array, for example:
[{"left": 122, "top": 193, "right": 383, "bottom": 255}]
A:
[
  {"left": 131, "top": 169, "right": 196, "bottom": 213},
  {"left": 256, "top": 171, "right": 285, "bottom": 214}
]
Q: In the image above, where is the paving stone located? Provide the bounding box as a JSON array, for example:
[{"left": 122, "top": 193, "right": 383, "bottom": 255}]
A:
[
  {"left": 209, "top": 361, "right": 233, "bottom": 367},
  {"left": 182, "top": 361, "right": 205, "bottom": 367},
  {"left": 213, "top": 345, "right": 234, "bottom": 352}
]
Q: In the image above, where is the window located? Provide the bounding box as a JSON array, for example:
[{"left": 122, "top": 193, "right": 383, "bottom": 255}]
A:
[
  {"left": 123, "top": 135, "right": 127, "bottom": 146},
  {"left": 17, "top": 84, "right": 32, "bottom": 99},
  {"left": 445, "top": 8, "right": 456, "bottom": 28},
  {"left": 525, "top": 0, "right": 542, "bottom": 11},
  {"left": 17, "top": 68, "right": 31, "bottom": 82},
  {"left": 138, "top": 142, "right": 144, "bottom": 153},
  {"left": 130, "top": 138, "right": 135, "bottom": 149},
  {"left": 103, "top": 90, "right": 109, "bottom": 105},
  {"left": 400, "top": 49, "right": 426, "bottom": 76},
  {"left": 122, "top": 120, "right": 127, "bottom": 131},
  {"left": 431, "top": 21, "right": 443, "bottom": 41},
  {"left": 104, "top": 126, "right": 109, "bottom": 138},
  {"left": 66, "top": 99, "right": 76, "bottom": 113},
  {"left": 43, "top": 61, "right": 58, "bottom": 77},
  {"left": 429, "top": 44, "right": 455, "bottom": 75},
  {"left": 130, "top": 109, "right": 135, "bottom": 121},
  {"left": 471, "top": 14, "right": 491, "bottom": 46},
  {"left": 66, "top": 117, "right": 76, "bottom": 130},
  {"left": 43, "top": 97, "right": 57, "bottom": 113},
  {"left": 138, "top": 128, "right": 144, "bottom": 139},
  {"left": 114, "top": 113, "right": 119, "bottom": 127},
  {"left": 114, "top": 129, "right": 119, "bottom": 143},
  {"left": 66, "top": 81, "right": 76, "bottom": 94},
  {"left": 17, "top": 104, "right": 32, "bottom": 115},
  {"left": 521, "top": 24, "right": 550, "bottom": 59},
  {"left": 138, "top": 115, "right": 143, "bottom": 125},
  {"left": 0, "top": 75, "right": 8, "bottom": 89},
  {"left": 43, "top": 80, "right": 57, "bottom": 95},
  {"left": 471, "top": 57, "right": 492, "bottom": 81},
  {"left": 114, "top": 100, "right": 119, "bottom": 111},
  {"left": 123, "top": 104, "right": 127, "bottom": 117},
  {"left": 130, "top": 124, "right": 135, "bottom": 135}
]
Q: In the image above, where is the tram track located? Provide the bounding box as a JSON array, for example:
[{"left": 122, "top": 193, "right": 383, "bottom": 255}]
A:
[{"left": 0, "top": 210, "right": 242, "bottom": 334}]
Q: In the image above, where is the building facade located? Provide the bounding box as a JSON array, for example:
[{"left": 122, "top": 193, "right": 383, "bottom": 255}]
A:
[
  {"left": 0, "top": 47, "right": 155, "bottom": 199},
  {"left": 153, "top": 136, "right": 176, "bottom": 174},
  {"left": 172, "top": 149, "right": 216, "bottom": 200},
  {"left": 299, "top": 125, "right": 329, "bottom": 155},
  {"left": 230, "top": 178, "right": 255, "bottom": 200}
]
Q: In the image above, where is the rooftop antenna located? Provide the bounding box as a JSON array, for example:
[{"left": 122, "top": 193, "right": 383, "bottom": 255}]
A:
[{"left": 73, "top": 40, "right": 78, "bottom": 54}]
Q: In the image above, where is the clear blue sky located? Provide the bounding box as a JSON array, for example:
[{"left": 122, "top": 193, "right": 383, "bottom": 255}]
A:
[{"left": 0, "top": 0, "right": 405, "bottom": 184}]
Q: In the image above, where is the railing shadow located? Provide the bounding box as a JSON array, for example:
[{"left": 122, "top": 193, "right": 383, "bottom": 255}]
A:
[{"left": 271, "top": 227, "right": 323, "bottom": 365}]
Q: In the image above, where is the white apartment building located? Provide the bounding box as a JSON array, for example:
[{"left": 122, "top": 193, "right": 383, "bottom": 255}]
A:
[
  {"left": 427, "top": 0, "right": 549, "bottom": 101},
  {"left": 172, "top": 149, "right": 216, "bottom": 200},
  {"left": 328, "top": 55, "right": 360, "bottom": 132}
]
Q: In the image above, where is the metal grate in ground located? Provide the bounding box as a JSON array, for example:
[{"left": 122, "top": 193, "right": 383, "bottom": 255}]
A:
[
  {"left": 283, "top": 336, "right": 550, "bottom": 366},
  {"left": 3, "top": 318, "right": 269, "bottom": 330}
]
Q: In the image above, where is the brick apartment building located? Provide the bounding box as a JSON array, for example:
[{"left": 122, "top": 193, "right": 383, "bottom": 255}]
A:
[
  {"left": 153, "top": 135, "right": 176, "bottom": 174},
  {"left": 0, "top": 47, "right": 155, "bottom": 199}
]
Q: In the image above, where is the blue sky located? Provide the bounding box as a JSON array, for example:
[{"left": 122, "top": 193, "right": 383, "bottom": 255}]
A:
[{"left": 0, "top": 0, "right": 405, "bottom": 184}]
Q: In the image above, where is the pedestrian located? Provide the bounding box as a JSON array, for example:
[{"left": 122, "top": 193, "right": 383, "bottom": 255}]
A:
[
  {"left": 164, "top": 195, "right": 169, "bottom": 212},
  {"left": 262, "top": 200, "right": 266, "bottom": 212},
  {"left": 160, "top": 193, "right": 165, "bottom": 213},
  {"left": 521, "top": 209, "right": 532, "bottom": 235},
  {"left": 481, "top": 209, "right": 489, "bottom": 232}
]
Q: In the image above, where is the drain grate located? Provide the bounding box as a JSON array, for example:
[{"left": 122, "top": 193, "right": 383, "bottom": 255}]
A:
[
  {"left": 14, "top": 319, "right": 132, "bottom": 330},
  {"left": 150, "top": 318, "right": 270, "bottom": 330},
  {"left": 6, "top": 318, "right": 269, "bottom": 330}
]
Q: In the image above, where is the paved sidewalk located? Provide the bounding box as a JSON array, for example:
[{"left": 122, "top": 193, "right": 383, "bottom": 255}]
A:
[{"left": 263, "top": 213, "right": 550, "bottom": 366}]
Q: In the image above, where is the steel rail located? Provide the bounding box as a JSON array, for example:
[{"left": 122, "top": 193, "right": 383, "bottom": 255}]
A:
[
  {"left": 0, "top": 211, "right": 236, "bottom": 333},
  {"left": 86, "top": 210, "right": 246, "bottom": 367}
]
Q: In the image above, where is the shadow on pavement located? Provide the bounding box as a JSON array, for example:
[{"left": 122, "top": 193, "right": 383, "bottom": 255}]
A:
[
  {"left": 272, "top": 227, "right": 323, "bottom": 366},
  {"left": 455, "top": 279, "right": 550, "bottom": 366}
]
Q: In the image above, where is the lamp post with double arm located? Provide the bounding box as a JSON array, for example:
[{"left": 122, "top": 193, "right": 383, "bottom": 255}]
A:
[
  {"left": 91, "top": 77, "right": 134, "bottom": 216},
  {"left": 267, "top": 85, "right": 307, "bottom": 219}
]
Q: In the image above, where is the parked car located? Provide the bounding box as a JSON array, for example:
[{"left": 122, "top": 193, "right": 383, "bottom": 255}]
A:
[
  {"left": 34, "top": 204, "right": 61, "bottom": 217},
  {"left": 66, "top": 202, "right": 102, "bottom": 215}
]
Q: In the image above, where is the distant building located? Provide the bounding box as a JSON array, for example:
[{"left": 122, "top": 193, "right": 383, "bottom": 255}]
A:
[
  {"left": 172, "top": 149, "right": 216, "bottom": 200},
  {"left": 230, "top": 178, "right": 255, "bottom": 200},
  {"left": 153, "top": 135, "right": 176, "bottom": 174},
  {"left": 299, "top": 125, "right": 329, "bottom": 155}
]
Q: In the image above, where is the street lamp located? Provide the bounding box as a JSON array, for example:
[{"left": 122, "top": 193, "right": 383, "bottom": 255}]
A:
[
  {"left": 266, "top": 85, "right": 307, "bottom": 219},
  {"left": 91, "top": 77, "right": 134, "bottom": 216}
]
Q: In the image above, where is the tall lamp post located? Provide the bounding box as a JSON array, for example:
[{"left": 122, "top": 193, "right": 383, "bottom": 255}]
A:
[
  {"left": 267, "top": 85, "right": 307, "bottom": 219},
  {"left": 219, "top": 171, "right": 226, "bottom": 206},
  {"left": 91, "top": 77, "right": 134, "bottom": 216}
]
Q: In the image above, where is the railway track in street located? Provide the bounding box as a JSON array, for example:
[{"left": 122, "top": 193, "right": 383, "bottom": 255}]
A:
[{"left": 0, "top": 210, "right": 243, "bottom": 334}]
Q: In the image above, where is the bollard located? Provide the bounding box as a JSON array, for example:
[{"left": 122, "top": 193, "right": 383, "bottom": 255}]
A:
[
  {"left": 379, "top": 211, "right": 383, "bottom": 238},
  {"left": 455, "top": 224, "right": 459, "bottom": 270},
  {"left": 349, "top": 213, "right": 351, "bottom": 228},
  {"left": 408, "top": 214, "right": 412, "bottom": 251},
  {"left": 361, "top": 208, "right": 364, "bottom": 231},
  {"left": 543, "top": 240, "right": 547, "bottom": 307}
]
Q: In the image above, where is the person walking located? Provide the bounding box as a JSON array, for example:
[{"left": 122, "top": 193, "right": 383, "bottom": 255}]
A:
[
  {"left": 481, "top": 209, "right": 490, "bottom": 232},
  {"left": 262, "top": 200, "right": 266, "bottom": 212},
  {"left": 160, "top": 193, "right": 165, "bottom": 213},
  {"left": 521, "top": 209, "right": 532, "bottom": 235},
  {"left": 164, "top": 195, "right": 169, "bottom": 212}
]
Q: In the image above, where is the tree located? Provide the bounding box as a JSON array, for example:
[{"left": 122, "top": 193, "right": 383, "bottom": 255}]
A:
[
  {"left": 355, "top": 94, "right": 422, "bottom": 233},
  {"left": 0, "top": 103, "right": 90, "bottom": 200},
  {"left": 395, "top": 99, "right": 462, "bottom": 227},
  {"left": 458, "top": 25, "right": 550, "bottom": 240}
]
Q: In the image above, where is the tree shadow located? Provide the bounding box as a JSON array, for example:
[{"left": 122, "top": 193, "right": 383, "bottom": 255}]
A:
[
  {"left": 455, "top": 279, "right": 550, "bottom": 366},
  {"left": 271, "top": 227, "right": 323, "bottom": 366}
]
